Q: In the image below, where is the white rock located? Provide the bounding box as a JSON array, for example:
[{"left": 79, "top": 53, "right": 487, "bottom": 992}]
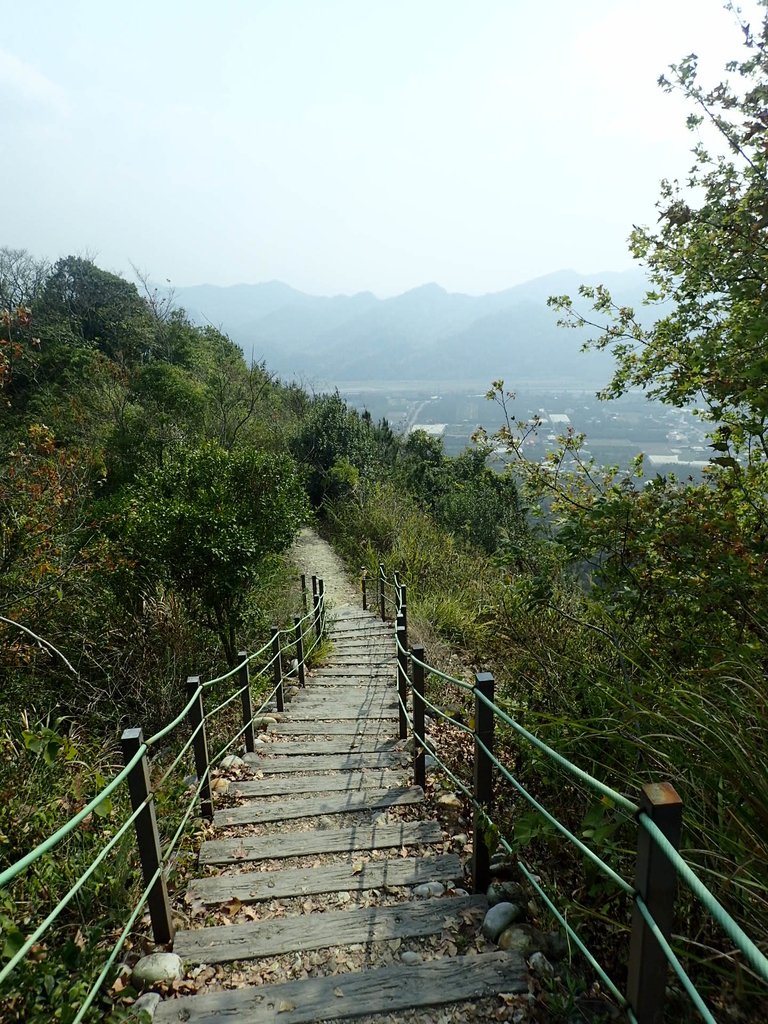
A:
[
  {"left": 256, "top": 715, "right": 278, "bottom": 727},
  {"left": 528, "top": 951, "right": 555, "bottom": 978},
  {"left": 220, "top": 755, "right": 245, "bottom": 769},
  {"left": 452, "top": 833, "right": 468, "bottom": 846},
  {"left": 437, "top": 793, "right": 462, "bottom": 810},
  {"left": 451, "top": 887, "right": 469, "bottom": 896},
  {"left": 134, "top": 991, "right": 162, "bottom": 1017},
  {"left": 413, "top": 881, "right": 445, "bottom": 898},
  {"left": 481, "top": 902, "right": 524, "bottom": 941},
  {"left": 132, "top": 952, "right": 183, "bottom": 986},
  {"left": 400, "top": 950, "right": 422, "bottom": 965}
]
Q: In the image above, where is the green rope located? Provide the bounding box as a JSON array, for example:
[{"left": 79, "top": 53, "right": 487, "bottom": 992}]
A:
[
  {"left": 639, "top": 813, "right": 768, "bottom": 982},
  {"left": 0, "top": 798, "right": 149, "bottom": 984},
  {"left": 0, "top": 744, "right": 145, "bottom": 889}
]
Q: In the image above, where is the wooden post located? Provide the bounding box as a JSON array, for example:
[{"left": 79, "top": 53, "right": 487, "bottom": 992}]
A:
[
  {"left": 121, "top": 728, "right": 174, "bottom": 944},
  {"left": 271, "top": 626, "right": 284, "bottom": 712},
  {"left": 472, "top": 671, "right": 495, "bottom": 894},
  {"left": 362, "top": 571, "right": 367, "bottom": 611},
  {"left": 300, "top": 573, "right": 308, "bottom": 616},
  {"left": 396, "top": 614, "right": 408, "bottom": 740},
  {"left": 294, "top": 615, "right": 306, "bottom": 687},
  {"left": 318, "top": 578, "right": 325, "bottom": 633},
  {"left": 186, "top": 676, "right": 213, "bottom": 821},
  {"left": 411, "top": 646, "right": 426, "bottom": 790},
  {"left": 378, "top": 563, "right": 386, "bottom": 621},
  {"left": 400, "top": 584, "right": 408, "bottom": 650},
  {"left": 627, "top": 783, "right": 684, "bottom": 1024},
  {"left": 237, "top": 651, "right": 255, "bottom": 753},
  {"left": 313, "top": 579, "right": 322, "bottom": 639}
]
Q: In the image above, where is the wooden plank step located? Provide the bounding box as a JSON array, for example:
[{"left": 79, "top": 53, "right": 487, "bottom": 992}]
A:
[
  {"left": 253, "top": 740, "right": 398, "bottom": 756},
  {"left": 154, "top": 952, "right": 527, "bottom": 1024},
  {"left": 285, "top": 706, "right": 397, "bottom": 720},
  {"left": 234, "top": 770, "right": 405, "bottom": 797},
  {"left": 214, "top": 786, "right": 424, "bottom": 826},
  {"left": 270, "top": 721, "right": 396, "bottom": 736},
  {"left": 188, "top": 852, "right": 462, "bottom": 905},
  {"left": 174, "top": 894, "right": 486, "bottom": 964},
  {"left": 242, "top": 752, "right": 406, "bottom": 774},
  {"left": 199, "top": 819, "right": 443, "bottom": 865}
]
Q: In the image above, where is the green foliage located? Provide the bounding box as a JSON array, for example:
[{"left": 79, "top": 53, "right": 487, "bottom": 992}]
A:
[{"left": 119, "top": 442, "right": 307, "bottom": 661}]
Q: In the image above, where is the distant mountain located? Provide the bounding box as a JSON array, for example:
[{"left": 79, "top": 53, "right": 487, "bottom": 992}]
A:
[{"left": 172, "top": 269, "right": 653, "bottom": 387}]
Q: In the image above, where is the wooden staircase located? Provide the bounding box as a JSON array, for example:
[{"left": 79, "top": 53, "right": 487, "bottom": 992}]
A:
[{"left": 154, "top": 605, "right": 526, "bottom": 1023}]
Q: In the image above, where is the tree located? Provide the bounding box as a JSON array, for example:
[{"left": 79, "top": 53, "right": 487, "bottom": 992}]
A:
[{"left": 119, "top": 442, "right": 307, "bottom": 662}]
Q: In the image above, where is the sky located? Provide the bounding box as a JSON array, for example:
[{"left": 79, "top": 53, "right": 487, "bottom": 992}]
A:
[{"left": 0, "top": 0, "right": 757, "bottom": 297}]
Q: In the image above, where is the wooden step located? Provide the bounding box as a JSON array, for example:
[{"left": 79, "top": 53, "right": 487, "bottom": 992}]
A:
[
  {"left": 199, "top": 819, "right": 442, "bottom": 865},
  {"left": 233, "top": 770, "right": 406, "bottom": 798},
  {"left": 154, "top": 952, "right": 527, "bottom": 1024},
  {"left": 188, "top": 852, "right": 462, "bottom": 905},
  {"left": 174, "top": 894, "right": 486, "bottom": 964},
  {"left": 283, "top": 706, "right": 397, "bottom": 721},
  {"left": 242, "top": 752, "right": 406, "bottom": 773},
  {"left": 253, "top": 740, "right": 399, "bottom": 756},
  {"left": 269, "top": 721, "right": 396, "bottom": 736},
  {"left": 214, "top": 785, "right": 424, "bottom": 826}
]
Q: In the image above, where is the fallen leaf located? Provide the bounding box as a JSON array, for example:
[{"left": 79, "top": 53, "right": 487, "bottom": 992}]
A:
[
  {"left": 277, "top": 1000, "right": 296, "bottom": 1012},
  {"left": 352, "top": 860, "right": 364, "bottom": 875},
  {"left": 333, "top": 987, "right": 344, "bottom": 998}
]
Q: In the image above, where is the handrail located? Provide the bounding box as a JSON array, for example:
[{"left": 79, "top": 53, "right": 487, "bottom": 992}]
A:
[
  {"left": 382, "top": 571, "right": 768, "bottom": 1021},
  {"left": 0, "top": 569, "right": 328, "bottom": 1020}
]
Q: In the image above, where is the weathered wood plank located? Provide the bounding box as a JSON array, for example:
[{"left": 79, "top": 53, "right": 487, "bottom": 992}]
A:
[
  {"left": 214, "top": 786, "right": 424, "bottom": 826},
  {"left": 283, "top": 705, "right": 397, "bottom": 720},
  {"left": 154, "top": 952, "right": 527, "bottom": 1024},
  {"left": 242, "top": 752, "right": 407, "bottom": 774},
  {"left": 253, "top": 740, "right": 399, "bottom": 756},
  {"left": 188, "top": 852, "right": 462, "bottom": 905},
  {"left": 234, "top": 770, "right": 405, "bottom": 797},
  {"left": 199, "top": 819, "right": 442, "bottom": 865},
  {"left": 174, "top": 894, "right": 486, "bottom": 963},
  {"left": 270, "top": 721, "right": 396, "bottom": 736}
]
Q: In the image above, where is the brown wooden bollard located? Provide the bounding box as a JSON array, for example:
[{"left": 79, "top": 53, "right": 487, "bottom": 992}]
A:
[
  {"left": 271, "top": 626, "right": 284, "bottom": 711},
  {"left": 237, "top": 651, "right": 255, "bottom": 753},
  {"left": 400, "top": 584, "right": 408, "bottom": 649},
  {"left": 294, "top": 615, "right": 306, "bottom": 687},
  {"left": 411, "top": 646, "right": 426, "bottom": 790},
  {"left": 300, "top": 573, "right": 308, "bottom": 616},
  {"left": 313, "top": 580, "right": 322, "bottom": 639},
  {"left": 318, "top": 578, "right": 325, "bottom": 633},
  {"left": 186, "top": 675, "right": 213, "bottom": 821},
  {"left": 378, "top": 563, "right": 386, "bottom": 621},
  {"left": 627, "top": 783, "right": 683, "bottom": 1024},
  {"left": 396, "top": 614, "right": 408, "bottom": 740},
  {"left": 472, "top": 671, "right": 495, "bottom": 894},
  {"left": 121, "top": 728, "right": 174, "bottom": 944},
  {"left": 362, "top": 572, "right": 367, "bottom": 611}
]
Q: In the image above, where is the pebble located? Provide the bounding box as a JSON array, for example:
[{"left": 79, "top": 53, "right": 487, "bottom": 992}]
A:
[
  {"left": 487, "top": 880, "right": 525, "bottom": 906},
  {"left": 400, "top": 951, "right": 422, "bottom": 965},
  {"left": 451, "top": 887, "right": 469, "bottom": 896},
  {"left": 134, "top": 991, "right": 161, "bottom": 1017},
  {"left": 210, "top": 777, "right": 229, "bottom": 794},
  {"left": 132, "top": 953, "right": 183, "bottom": 986},
  {"left": 528, "top": 951, "right": 555, "bottom": 978},
  {"left": 337, "top": 891, "right": 351, "bottom": 904},
  {"left": 482, "top": 902, "right": 524, "bottom": 941},
  {"left": 220, "top": 755, "right": 245, "bottom": 769},
  {"left": 413, "top": 881, "right": 445, "bottom": 898},
  {"left": 497, "top": 924, "right": 546, "bottom": 955},
  {"left": 452, "top": 833, "right": 468, "bottom": 846},
  {"left": 256, "top": 715, "right": 278, "bottom": 727},
  {"left": 437, "top": 793, "right": 462, "bottom": 810},
  {"left": 425, "top": 754, "right": 438, "bottom": 769}
]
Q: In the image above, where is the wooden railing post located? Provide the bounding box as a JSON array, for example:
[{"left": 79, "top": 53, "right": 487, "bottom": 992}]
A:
[
  {"left": 362, "top": 571, "right": 367, "bottom": 611},
  {"left": 379, "top": 563, "right": 386, "bottom": 621},
  {"left": 627, "top": 783, "right": 683, "bottom": 1024},
  {"left": 313, "top": 579, "right": 322, "bottom": 639},
  {"left": 237, "top": 651, "right": 255, "bottom": 753},
  {"left": 400, "top": 584, "right": 408, "bottom": 650},
  {"left": 318, "top": 578, "right": 325, "bottom": 633},
  {"left": 121, "top": 728, "right": 174, "bottom": 944},
  {"left": 271, "top": 626, "right": 284, "bottom": 711},
  {"left": 294, "top": 615, "right": 306, "bottom": 687},
  {"left": 300, "top": 573, "right": 308, "bottom": 616},
  {"left": 186, "top": 676, "right": 213, "bottom": 821},
  {"left": 396, "top": 613, "right": 408, "bottom": 740},
  {"left": 411, "top": 646, "right": 426, "bottom": 790},
  {"left": 472, "top": 671, "right": 495, "bottom": 894}
]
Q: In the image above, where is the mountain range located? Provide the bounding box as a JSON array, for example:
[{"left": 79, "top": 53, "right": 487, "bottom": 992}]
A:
[{"left": 173, "top": 269, "right": 653, "bottom": 387}]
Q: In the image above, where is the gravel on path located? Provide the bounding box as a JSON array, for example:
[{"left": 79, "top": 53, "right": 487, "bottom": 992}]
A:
[{"left": 290, "top": 526, "right": 359, "bottom": 610}]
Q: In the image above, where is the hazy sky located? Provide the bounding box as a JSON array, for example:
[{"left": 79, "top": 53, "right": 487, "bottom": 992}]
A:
[{"left": 0, "top": 0, "right": 756, "bottom": 296}]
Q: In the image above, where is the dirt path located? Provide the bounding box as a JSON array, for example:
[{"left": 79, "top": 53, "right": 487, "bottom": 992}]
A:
[{"left": 290, "top": 527, "right": 359, "bottom": 610}]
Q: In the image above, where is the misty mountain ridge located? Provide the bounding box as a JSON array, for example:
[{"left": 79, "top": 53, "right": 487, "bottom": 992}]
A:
[{"left": 173, "top": 269, "right": 652, "bottom": 387}]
